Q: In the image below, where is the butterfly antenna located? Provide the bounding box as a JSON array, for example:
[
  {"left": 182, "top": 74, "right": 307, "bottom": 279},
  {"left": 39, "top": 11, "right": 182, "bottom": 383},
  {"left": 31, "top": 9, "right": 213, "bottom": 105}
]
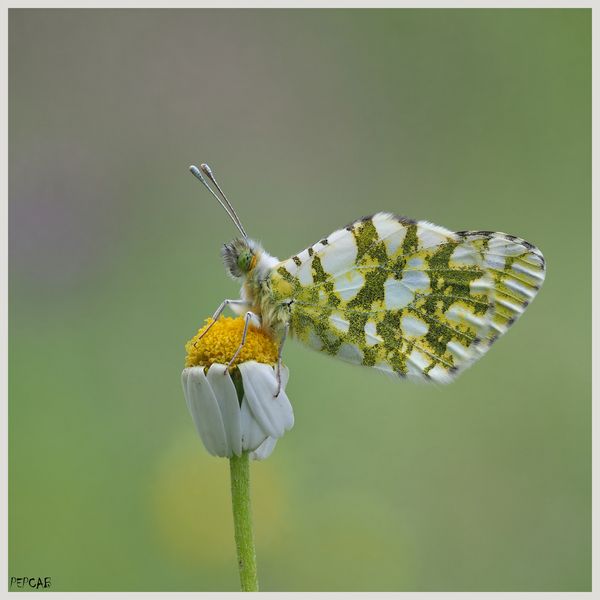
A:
[
  {"left": 199, "top": 163, "right": 248, "bottom": 239},
  {"left": 189, "top": 164, "right": 248, "bottom": 239}
]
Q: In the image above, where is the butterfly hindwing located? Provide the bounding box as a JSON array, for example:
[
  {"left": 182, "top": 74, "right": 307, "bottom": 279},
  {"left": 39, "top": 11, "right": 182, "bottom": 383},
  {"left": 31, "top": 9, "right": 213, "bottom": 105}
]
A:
[{"left": 269, "top": 213, "right": 545, "bottom": 382}]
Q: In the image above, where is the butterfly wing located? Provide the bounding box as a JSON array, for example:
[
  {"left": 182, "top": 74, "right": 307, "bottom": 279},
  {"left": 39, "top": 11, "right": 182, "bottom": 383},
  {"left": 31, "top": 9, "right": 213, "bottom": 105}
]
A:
[{"left": 269, "top": 213, "right": 545, "bottom": 382}]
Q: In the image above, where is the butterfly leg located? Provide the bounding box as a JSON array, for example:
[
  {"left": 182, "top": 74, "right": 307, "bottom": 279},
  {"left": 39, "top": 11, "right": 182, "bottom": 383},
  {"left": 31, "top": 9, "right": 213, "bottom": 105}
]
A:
[
  {"left": 194, "top": 299, "right": 249, "bottom": 347},
  {"left": 225, "top": 311, "right": 260, "bottom": 370},
  {"left": 274, "top": 322, "right": 289, "bottom": 397}
]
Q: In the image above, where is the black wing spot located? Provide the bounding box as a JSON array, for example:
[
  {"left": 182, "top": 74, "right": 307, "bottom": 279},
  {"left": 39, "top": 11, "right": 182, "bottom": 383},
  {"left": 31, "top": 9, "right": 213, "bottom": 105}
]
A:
[
  {"left": 397, "top": 215, "right": 416, "bottom": 225},
  {"left": 344, "top": 215, "right": 373, "bottom": 230},
  {"left": 536, "top": 254, "right": 546, "bottom": 268}
]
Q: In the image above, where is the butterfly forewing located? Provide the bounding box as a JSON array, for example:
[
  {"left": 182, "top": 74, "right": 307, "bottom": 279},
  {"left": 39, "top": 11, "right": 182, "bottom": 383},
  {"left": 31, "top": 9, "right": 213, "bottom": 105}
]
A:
[{"left": 269, "top": 213, "right": 545, "bottom": 382}]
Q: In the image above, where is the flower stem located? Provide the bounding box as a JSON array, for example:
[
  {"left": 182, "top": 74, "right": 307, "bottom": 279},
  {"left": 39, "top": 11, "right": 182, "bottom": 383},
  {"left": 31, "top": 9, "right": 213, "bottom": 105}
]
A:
[{"left": 229, "top": 452, "right": 258, "bottom": 591}]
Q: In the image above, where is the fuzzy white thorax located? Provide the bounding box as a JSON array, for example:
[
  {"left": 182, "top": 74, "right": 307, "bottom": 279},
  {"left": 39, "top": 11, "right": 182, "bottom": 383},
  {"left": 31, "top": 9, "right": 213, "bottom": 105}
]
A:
[
  {"left": 228, "top": 241, "right": 279, "bottom": 317},
  {"left": 253, "top": 244, "right": 279, "bottom": 278}
]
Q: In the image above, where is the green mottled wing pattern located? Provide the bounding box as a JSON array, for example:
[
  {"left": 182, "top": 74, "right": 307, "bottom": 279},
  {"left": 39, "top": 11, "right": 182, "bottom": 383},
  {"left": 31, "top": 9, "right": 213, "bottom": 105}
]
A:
[{"left": 269, "top": 213, "right": 545, "bottom": 382}]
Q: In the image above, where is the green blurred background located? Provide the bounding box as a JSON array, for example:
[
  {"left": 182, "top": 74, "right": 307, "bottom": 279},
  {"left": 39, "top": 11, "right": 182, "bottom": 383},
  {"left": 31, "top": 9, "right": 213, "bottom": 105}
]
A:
[{"left": 9, "top": 8, "right": 590, "bottom": 592}]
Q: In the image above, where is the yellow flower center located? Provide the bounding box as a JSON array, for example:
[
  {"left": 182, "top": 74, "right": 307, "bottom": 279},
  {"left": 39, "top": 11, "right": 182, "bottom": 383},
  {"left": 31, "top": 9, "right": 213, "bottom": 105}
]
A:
[{"left": 185, "top": 316, "right": 279, "bottom": 369}]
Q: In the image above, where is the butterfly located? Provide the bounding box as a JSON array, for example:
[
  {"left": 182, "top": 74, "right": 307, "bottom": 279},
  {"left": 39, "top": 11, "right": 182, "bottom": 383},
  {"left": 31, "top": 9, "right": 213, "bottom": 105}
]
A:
[{"left": 190, "top": 163, "right": 545, "bottom": 391}]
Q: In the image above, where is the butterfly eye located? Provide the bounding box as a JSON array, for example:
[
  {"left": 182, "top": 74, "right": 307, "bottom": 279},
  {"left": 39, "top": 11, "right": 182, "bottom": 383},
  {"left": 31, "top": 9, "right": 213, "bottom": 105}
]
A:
[{"left": 237, "top": 251, "right": 253, "bottom": 272}]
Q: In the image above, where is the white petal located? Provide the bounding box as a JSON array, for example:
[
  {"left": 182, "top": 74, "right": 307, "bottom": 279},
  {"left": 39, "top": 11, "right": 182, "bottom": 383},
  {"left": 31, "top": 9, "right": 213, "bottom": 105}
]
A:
[
  {"left": 240, "top": 396, "right": 269, "bottom": 451},
  {"left": 206, "top": 364, "right": 242, "bottom": 457},
  {"left": 238, "top": 362, "right": 294, "bottom": 439},
  {"left": 181, "top": 367, "right": 229, "bottom": 457},
  {"left": 251, "top": 437, "right": 277, "bottom": 461}
]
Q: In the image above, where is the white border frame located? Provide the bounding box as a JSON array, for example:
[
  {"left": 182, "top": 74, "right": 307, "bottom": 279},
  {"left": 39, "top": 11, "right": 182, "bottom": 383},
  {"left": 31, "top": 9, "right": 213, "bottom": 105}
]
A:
[{"left": 1, "top": 1, "right": 595, "bottom": 598}]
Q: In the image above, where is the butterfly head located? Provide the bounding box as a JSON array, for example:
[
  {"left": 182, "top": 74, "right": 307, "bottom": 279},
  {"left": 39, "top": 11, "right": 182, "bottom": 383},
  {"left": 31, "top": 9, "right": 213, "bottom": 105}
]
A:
[{"left": 222, "top": 238, "right": 258, "bottom": 279}]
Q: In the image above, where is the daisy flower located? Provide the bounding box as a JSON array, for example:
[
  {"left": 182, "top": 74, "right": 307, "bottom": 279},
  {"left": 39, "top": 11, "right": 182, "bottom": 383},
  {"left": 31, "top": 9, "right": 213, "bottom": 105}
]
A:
[{"left": 182, "top": 316, "right": 294, "bottom": 460}]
